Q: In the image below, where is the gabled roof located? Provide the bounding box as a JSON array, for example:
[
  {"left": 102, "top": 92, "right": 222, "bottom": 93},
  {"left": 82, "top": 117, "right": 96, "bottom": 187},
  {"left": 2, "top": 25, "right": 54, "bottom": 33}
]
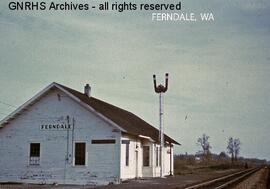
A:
[{"left": 0, "top": 82, "right": 180, "bottom": 145}]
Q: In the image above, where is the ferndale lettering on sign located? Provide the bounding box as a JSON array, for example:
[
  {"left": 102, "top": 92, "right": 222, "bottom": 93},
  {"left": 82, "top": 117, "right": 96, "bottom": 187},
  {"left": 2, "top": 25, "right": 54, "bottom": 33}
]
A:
[{"left": 40, "top": 124, "right": 72, "bottom": 130}]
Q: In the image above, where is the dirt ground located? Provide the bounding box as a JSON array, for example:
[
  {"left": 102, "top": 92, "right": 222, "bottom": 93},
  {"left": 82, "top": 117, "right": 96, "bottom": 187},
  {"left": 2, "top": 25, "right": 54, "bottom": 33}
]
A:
[{"left": 0, "top": 169, "right": 239, "bottom": 189}]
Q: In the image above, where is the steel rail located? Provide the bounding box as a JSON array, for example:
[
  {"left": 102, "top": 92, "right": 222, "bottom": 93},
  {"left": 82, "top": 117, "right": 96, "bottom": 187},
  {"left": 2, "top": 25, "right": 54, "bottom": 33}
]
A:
[
  {"left": 214, "top": 168, "right": 259, "bottom": 189},
  {"left": 184, "top": 167, "right": 260, "bottom": 189}
]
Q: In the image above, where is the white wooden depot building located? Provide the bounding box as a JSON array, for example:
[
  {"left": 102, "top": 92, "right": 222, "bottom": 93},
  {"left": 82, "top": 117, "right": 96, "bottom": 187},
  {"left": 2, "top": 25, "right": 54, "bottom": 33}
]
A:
[{"left": 0, "top": 82, "right": 179, "bottom": 185}]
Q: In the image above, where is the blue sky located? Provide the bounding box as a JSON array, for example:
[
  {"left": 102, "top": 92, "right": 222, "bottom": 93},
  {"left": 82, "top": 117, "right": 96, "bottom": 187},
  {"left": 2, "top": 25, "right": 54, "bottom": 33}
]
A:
[{"left": 0, "top": 0, "right": 270, "bottom": 160}]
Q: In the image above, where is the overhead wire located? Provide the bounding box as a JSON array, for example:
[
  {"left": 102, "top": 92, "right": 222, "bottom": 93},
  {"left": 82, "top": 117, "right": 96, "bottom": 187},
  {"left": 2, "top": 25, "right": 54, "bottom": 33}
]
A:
[
  {"left": 0, "top": 100, "right": 17, "bottom": 108},
  {"left": 0, "top": 112, "right": 8, "bottom": 116},
  {"left": 0, "top": 99, "right": 66, "bottom": 122}
]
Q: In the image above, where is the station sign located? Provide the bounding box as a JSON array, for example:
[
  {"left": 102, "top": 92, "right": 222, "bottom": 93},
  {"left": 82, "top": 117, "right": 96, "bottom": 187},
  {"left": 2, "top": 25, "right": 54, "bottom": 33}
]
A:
[{"left": 40, "top": 123, "right": 72, "bottom": 131}]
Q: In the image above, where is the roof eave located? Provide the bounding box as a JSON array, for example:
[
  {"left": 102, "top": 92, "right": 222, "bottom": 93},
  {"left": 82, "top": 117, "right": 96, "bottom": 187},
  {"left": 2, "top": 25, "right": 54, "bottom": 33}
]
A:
[
  {"left": 0, "top": 82, "right": 126, "bottom": 133},
  {"left": 55, "top": 84, "right": 126, "bottom": 133},
  {"left": 0, "top": 82, "right": 58, "bottom": 127}
]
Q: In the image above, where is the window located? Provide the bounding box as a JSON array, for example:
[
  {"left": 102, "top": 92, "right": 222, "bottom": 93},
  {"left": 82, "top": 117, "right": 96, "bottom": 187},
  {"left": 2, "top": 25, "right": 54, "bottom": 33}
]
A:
[
  {"left": 156, "top": 146, "right": 160, "bottom": 167},
  {"left": 92, "top": 139, "right": 116, "bottom": 144},
  {"left": 122, "top": 140, "right": 130, "bottom": 166},
  {"left": 29, "top": 143, "right": 40, "bottom": 165},
  {"left": 143, "top": 146, "right": 150, "bottom": 166},
  {"left": 75, "top": 142, "right": 86, "bottom": 166}
]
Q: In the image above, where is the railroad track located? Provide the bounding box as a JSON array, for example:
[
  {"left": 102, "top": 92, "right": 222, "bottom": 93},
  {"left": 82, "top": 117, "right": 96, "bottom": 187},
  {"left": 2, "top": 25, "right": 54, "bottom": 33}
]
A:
[
  {"left": 267, "top": 165, "right": 270, "bottom": 189},
  {"left": 183, "top": 167, "right": 261, "bottom": 189}
]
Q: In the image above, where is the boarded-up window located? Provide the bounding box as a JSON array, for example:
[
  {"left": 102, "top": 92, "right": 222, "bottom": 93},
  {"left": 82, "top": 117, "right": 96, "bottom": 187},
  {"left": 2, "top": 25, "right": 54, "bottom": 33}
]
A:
[
  {"left": 29, "top": 143, "right": 40, "bottom": 165},
  {"left": 75, "top": 142, "right": 86, "bottom": 165},
  {"left": 143, "top": 146, "right": 150, "bottom": 166},
  {"left": 122, "top": 140, "right": 130, "bottom": 166}
]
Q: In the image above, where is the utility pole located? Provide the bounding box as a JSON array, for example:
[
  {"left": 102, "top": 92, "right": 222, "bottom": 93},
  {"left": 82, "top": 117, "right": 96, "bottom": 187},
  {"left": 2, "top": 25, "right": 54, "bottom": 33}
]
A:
[{"left": 153, "top": 73, "right": 169, "bottom": 177}]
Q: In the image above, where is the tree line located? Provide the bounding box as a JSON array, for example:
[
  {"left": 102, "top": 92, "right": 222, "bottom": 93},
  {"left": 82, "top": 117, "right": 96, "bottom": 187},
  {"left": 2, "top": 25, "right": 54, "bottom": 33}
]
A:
[{"left": 197, "top": 134, "right": 241, "bottom": 164}]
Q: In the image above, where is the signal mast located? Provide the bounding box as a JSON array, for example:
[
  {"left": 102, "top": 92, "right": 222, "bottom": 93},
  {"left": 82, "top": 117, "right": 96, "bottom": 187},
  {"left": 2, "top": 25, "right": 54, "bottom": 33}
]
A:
[{"left": 153, "top": 73, "right": 169, "bottom": 177}]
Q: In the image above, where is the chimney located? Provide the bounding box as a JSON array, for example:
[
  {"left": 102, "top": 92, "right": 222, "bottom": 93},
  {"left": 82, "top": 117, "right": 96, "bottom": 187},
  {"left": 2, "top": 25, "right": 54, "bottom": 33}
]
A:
[{"left": 84, "top": 84, "right": 91, "bottom": 97}]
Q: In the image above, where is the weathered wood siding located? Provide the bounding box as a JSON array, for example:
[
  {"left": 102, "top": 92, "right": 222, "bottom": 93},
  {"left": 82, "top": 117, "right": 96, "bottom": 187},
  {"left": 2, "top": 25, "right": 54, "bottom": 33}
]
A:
[{"left": 0, "top": 89, "right": 121, "bottom": 185}]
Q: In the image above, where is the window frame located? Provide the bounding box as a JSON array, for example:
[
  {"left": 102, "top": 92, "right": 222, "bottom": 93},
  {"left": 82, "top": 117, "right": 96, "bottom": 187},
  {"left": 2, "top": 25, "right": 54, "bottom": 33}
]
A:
[
  {"left": 143, "top": 145, "right": 150, "bottom": 167},
  {"left": 122, "top": 140, "right": 130, "bottom": 166},
  {"left": 29, "top": 143, "right": 41, "bottom": 166},
  {"left": 156, "top": 146, "right": 160, "bottom": 167},
  {"left": 73, "top": 142, "right": 87, "bottom": 166}
]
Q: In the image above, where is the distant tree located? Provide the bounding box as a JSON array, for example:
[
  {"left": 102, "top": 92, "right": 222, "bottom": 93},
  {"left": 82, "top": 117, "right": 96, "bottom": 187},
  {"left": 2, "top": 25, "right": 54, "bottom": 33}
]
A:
[
  {"left": 197, "top": 134, "right": 212, "bottom": 160},
  {"left": 227, "top": 137, "right": 234, "bottom": 163},
  {"left": 219, "top": 151, "right": 228, "bottom": 160},
  {"left": 233, "top": 138, "right": 241, "bottom": 161},
  {"left": 227, "top": 137, "right": 241, "bottom": 163}
]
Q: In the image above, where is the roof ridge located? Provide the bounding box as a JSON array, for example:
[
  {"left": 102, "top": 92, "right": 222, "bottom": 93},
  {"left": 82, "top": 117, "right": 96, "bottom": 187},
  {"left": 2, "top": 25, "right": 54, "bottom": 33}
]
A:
[
  {"left": 56, "top": 83, "right": 179, "bottom": 145},
  {"left": 1, "top": 82, "right": 179, "bottom": 145},
  {"left": 57, "top": 83, "right": 136, "bottom": 115}
]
